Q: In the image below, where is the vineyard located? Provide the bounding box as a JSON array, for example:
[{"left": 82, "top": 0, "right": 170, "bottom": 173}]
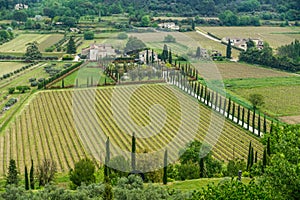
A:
[{"left": 0, "top": 84, "right": 263, "bottom": 175}]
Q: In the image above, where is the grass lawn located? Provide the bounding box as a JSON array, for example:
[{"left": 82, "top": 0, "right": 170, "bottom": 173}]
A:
[
  {"left": 53, "top": 62, "right": 114, "bottom": 87},
  {"left": 164, "top": 177, "right": 252, "bottom": 191},
  {"left": 0, "top": 62, "right": 26, "bottom": 77},
  {"left": 0, "top": 33, "right": 63, "bottom": 53},
  {"left": 200, "top": 26, "right": 300, "bottom": 49}
]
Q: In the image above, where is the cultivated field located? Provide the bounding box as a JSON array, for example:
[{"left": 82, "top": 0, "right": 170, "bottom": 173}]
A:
[
  {"left": 200, "top": 26, "right": 300, "bottom": 49},
  {"left": 0, "top": 34, "right": 63, "bottom": 53},
  {"left": 0, "top": 62, "right": 26, "bottom": 77},
  {"left": 0, "top": 84, "right": 263, "bottom": 175},
  {"left": 214, "top": 62, "right": 294, "bottom": 79}
]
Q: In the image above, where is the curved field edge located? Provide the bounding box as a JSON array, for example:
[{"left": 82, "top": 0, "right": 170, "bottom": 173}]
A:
[{"left": 0, "top": 84, "right": 263, "bottom": 175}]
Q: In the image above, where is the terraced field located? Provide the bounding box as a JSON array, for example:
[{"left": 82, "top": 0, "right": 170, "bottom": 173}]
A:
[{"left": 0, "top": 84, "right": 263, "bottom": 175}]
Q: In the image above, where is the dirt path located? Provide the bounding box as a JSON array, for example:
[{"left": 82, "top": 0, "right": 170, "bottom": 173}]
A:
[{"left": 195, "top": 28, "right": 221, "bottom": 43}]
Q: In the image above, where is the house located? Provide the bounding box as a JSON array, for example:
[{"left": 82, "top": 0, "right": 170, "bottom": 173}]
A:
[
  {"left": 81, "top": 43, "right": 116, "bottom": 61},
  {"left": 15, "top": 4, "right": 28, "bottom": 10},
  {"left": 223, "top": 37, "right": 264, "bottom": 51},
  {"left": 158, "top": 22, "right": 180, "bottom": 31},
  {"left": 139, "top": 50, "right": 159, "bottom": 63}
]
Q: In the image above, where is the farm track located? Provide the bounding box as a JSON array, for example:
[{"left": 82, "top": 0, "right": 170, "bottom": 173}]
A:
[{"left": 0, "top": 84, "right": 263, "bottom": 175}]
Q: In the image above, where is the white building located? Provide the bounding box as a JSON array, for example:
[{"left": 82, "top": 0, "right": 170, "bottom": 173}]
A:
[
  {"left": 158, "top": 22, "right": 180, "bottom": 31},
  {"left": 223, "top": 37, "right": 264, "bottom": 51},
  {"left": 81, "top": 43, "right": 116, "bottom": 61},
  {"left": 15, "top": 4, "right": 28, "bottom": 10}
]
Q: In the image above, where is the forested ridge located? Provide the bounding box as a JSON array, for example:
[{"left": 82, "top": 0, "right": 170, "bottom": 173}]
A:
[{"left": 0, "top": 0, "right": 299, "bottom": 20}]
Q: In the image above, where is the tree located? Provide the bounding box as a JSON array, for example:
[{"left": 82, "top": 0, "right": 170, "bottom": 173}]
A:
[
  {"left": 70, "top": 158, "right": 96, "bottom": 188},
  {"left": 16, "top": 86, "right": 30, "bottom": 93},
  {"left": 141, "top": 15, "right": 150, "bottom": 27},
  {"left": 66, "top": 37, "right": 76, "bottom": 54},
  {"left": 84, "top": 31, "right": 94, "bottom": 40},
  {"left": 124, "top": 37, "right": 146, "bottom": 53},
  {"left": 30, "top": 160, "right": 34, "bottom": 190},
  {"left": 131, "top": 133, "right": 136, "bottom": 171},
  {"left": 8, "top": 87, "right": 15, "bottom": 94},
  {"left": 164, "top": 34, "right": 176, "bottom": 43},
  {"left": 37, "top": 159, "right": 57, "bottom": 186},
  {"left": 226, "top": 39, "right": 232, "bottom": 59},
  {"left": 163, "top": 150, "right": 168, "bottom": 185},
  {"left": 13, "top": 10, "right": 27, "bottom": 22},
  {"left": 25, "top": 41, "right": 42, "bottom": 61},
  {"left": 146, "top": 49, "right": 149, "bottom": 64},
  {"left": 192, "top": 20, "right": 195, "bottom": 30},
  {"left": 246, "top": 39, "right": 255, "bottom": 49},
  {"left": 249, "top": 93, "right": 264, "bottom": 110},
  {"left": 196, "top": 47, "right": 201, "bottom": 58},
  {"left": 24, "top": 166, "right": 29, "bottom": 190},
  {"left": 199, "top": 157, "right": 205, "bottom": 178},
  {"left": 103, "top": 183, "right": 113, "bottom": 200},
  {"left": 247, "top": 142, "right": 252, "bottom": 170},
  {"left": 161, "top": 44, "right": 168, "bottom": 62},
  {"left": 105, "top": 137, "right": 110, "bottom": 178},
  {"left": 6, "top": 159, "right": 18, "bottom": 185},
  {"left": 168, "top": 49, "right": 172, "bottom": 64}
]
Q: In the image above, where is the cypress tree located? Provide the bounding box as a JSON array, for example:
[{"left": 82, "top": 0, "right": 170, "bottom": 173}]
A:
[
  {"left": 250, "top": 147, "right": 254, "bottom": 169},
  {"left": 204, "top": 86, "right": 207, "bottom": 103},
  {"left": 6, "top": 159, "right": 18, "bottom": 185},
  {"left": 211, "top": 91, "right": 214, "bottom": 108},
  {"left": 247, "top": 141, "right": 252, "bottom": 170},
  {"left": 66, "top": 36, "right": 76, "bottom": 54},
  {"left": 163, "top": 150, "right": 168, "bottom": 185},
  {"left": 162, "top": 44, "right": 168, "bottom": 62},
  {"left": 214, "top": 92, "right": 218, "bottom": 111},
  {"left": 106, "top": 137, "right": 110, "bottom": 163},
  {"left": 168, "top": 49, "right": 172, "bottom": 64},
  {"left": 30, "top": 160, "right": 34, "bottom": 189},
  {"left": 242, "top": 107, "right": 245, "bottom": 128},
  {"left": 226, "top": 39, "right": 232, "bottom": 59},
  {"left": 270, "top": 121, "right": 273, "bottom": 134},
  {"left": 258, "top": 113, "right": 261, "bottom": 137},
  {"left": 151, "top": 49, "right": 154, "bottom": 63},
  {"left": 252, "top": 109, "right": 256, "bottom": 134},
  {"left": 232, "top": 102, "right": 235, "bottom": 121},
  {"left": 104, "top": 77, "right": 107, "bottom": 85},
  {"left": 263, "top": 114, "right": 267, "bottom": 133},
  {"left": 62, "top": 79, "right": 64, "bottom": 88},
  {"left": 223, "top": 97, "right": 227, "bottom": 115},
  {"left": 237, "top": 105, "right": 240, "bottom": 124},
  {"left": 196, "top": 70, "right": 198, "bottom": 80},
  {"left": 197, "top": 83, "right": 200, "bottom": 99},
  {"left": 247, "top": 109, "right": 250, "bottom": 130},
  {"left": 192, "top": 20, "right": 195, "bottom": 30},
  {"left": 25, "top": 166, "right": 29, "bottom": 190},
  {"left": 199, "top": 157, "right": 204, "bottom": 178},
  {"left": 146, "top": 49, "right": 149, "bottom": 64},
  {"left": 206, "top": 91, "right": 210, "bottom": 106},
  {"left": 262, "top": 148, "right": 267, "bottom": 173},
  {"left": 87, "top": 77, "right": 89, "bottom": 87},
  {"left": 76, "top": 78, "right": 78, "bottom": 88},
  {"left": 227, "top": 98, "right": 231, "bottom": 118},
  {"left": 200, "top": 84, "right": 204, "bottom": 99},
  {"left": 267, "top": 137, "right": 271, "bottom": 156},
  {"left": 131, "top": 133, "right": 136, "bottom": 171},
  {"left": 219, "top": 95, "right": 222, "bottom": 113},
  {"left": 254, "top": 151, "right": 258, "bottom": 163},
  {"left": 91, "top": 76, "right": 93, "bottom": 86}
]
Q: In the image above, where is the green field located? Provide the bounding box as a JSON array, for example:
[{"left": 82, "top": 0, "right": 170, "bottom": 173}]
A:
[
  {"left": 224, "top": 77, "right": 300, "bottom": 117},
  {"left": 0, "top": 84, "right": 263, "bottom": 175},
  {"left": 53, "top": 62, "right": 115, "bottom": 87},
  {"left": 0, "top": 62, "right": 26, "bottom": 77},
  {"left": 200, "top": 26, "right": 300, "bottom": 49},
  {"left": 0, "top": 33, "right": 63, "bottom": 53}
]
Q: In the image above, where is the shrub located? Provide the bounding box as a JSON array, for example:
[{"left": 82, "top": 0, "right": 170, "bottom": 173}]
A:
[
  {"left": 30, "top": 81, "right": 38, "bottom": 87},
  {"left": 62, "top": 54, "right": 74, "bottom": 60},
  {"left": 84, "top": 31, "right": 94, "bottom": 40},
  {"left": 29, "top": 78, "right": 36, "bottom": 82},
  {"left": 117, "top": 33, "right": 128, "bottom": 40}
]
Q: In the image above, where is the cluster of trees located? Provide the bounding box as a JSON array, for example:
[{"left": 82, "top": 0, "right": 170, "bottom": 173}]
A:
[
  {"left": 239, "top": 40, "right": 300, "bottom": 72},
  {"left": 219, "top": 10, "right": 260, "bottom": 26}
]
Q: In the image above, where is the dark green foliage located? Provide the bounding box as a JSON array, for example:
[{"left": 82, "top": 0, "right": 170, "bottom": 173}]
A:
[
  {"left": 252, "top": 109, "right": 256, "bottom": 134},
  {"left": 66, "top": 37, "right": 76, "bottom": 54},
  {"left": 103, "top": 183, "right": 113, "bottom": 200},
  {"left": 168, "top": 49, "right": 172, "bottom": 64},
  {"left": 30, "top": 160, "right": 34, "bottom": 190},
  {"left": 164, "top": 34, "right": 176, "bottom": 43},
  {"left": 162, "top": 44, "right": 168, "bottom": 62},
  {"left": 199, "top": 157, "right": 204, "bottom": 178},
  {"left": 163, "top": 150, "right": 168, "bottom": 185},
  {"left": 225, "top": 159, "right": 246, "bottom": 177},
  {"left": 262, "top": 148, "right": 267, "bottom": 172},
  {"left": 232, "top": 102, "right": 235, "bottom": 121},
  {"left": 237, "top": 105, "right": 240, "bottom": 124},
  {"left": 278, "top": 39, "right": 300, "bottom": 62},
  {"left": 37, "top": 159, "right": 57, "bottom": 187},
  {"left": 192, "top": 20, "right": 195, "bottom": 30},
  {"left": 227, "top": 98, "right": 231, "bottom": 118},
  {"left": 131, "top": 133, "right": 136, "bottom": 171},
  {"left": 24, "top": 166, "right": 29, "bottom": 190},
  {"left": 6, "top": 159, "right": 18, "bottom": 186},
  {"left": 263, "top": 114, "right": 267, "bottom": 133},
  {"left": 267, "top": 137, "right": 271, "bottom": 156},
  {"left": 226, "top": 39, "right": 232, "bottom": 59},
  {"left": 8, "top": 87, "right": 15, "bottom": 94},
  {"left": 249, "top": 93, "right": 264, "bottom": 110},
  {"left": 25, "top": 41, "right": 42, "bottom": 61},
  {"left": 146, "top": 49, "right": 149, "bottom": 64},
  {"left": 61, "top": 79, "right": 64, "bottom": 88},
  {"left": 247, "top": 142, "right": 252, "bottom": 170},
  {"left": 258, "top": 114, "right": 261, "bottom": 136},
  {"left": 84, "top": 31, "right": 94, "bottom": 40},
  {"left": 247, "top": 108, "right": 250, "bottom": 130},
  {"left": 70, "top": 158, "right": 96, "bottom": 188},
  {"left": 151, "top": 49, "right": 154, "bottom": 63},
  {"left": 125, "top": 37, "right": 146, "bottom": 53}
]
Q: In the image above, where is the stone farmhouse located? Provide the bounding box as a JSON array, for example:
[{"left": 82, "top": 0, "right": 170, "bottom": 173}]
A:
[
  {"left": 223, "top": 37, "right": 264, "bottom": 51},
  {"left": 139, "top": 50, "right": 159, "bottom": 63},
  {"left": 81, "top": 43, "right": 116, "bottom": 61}
]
